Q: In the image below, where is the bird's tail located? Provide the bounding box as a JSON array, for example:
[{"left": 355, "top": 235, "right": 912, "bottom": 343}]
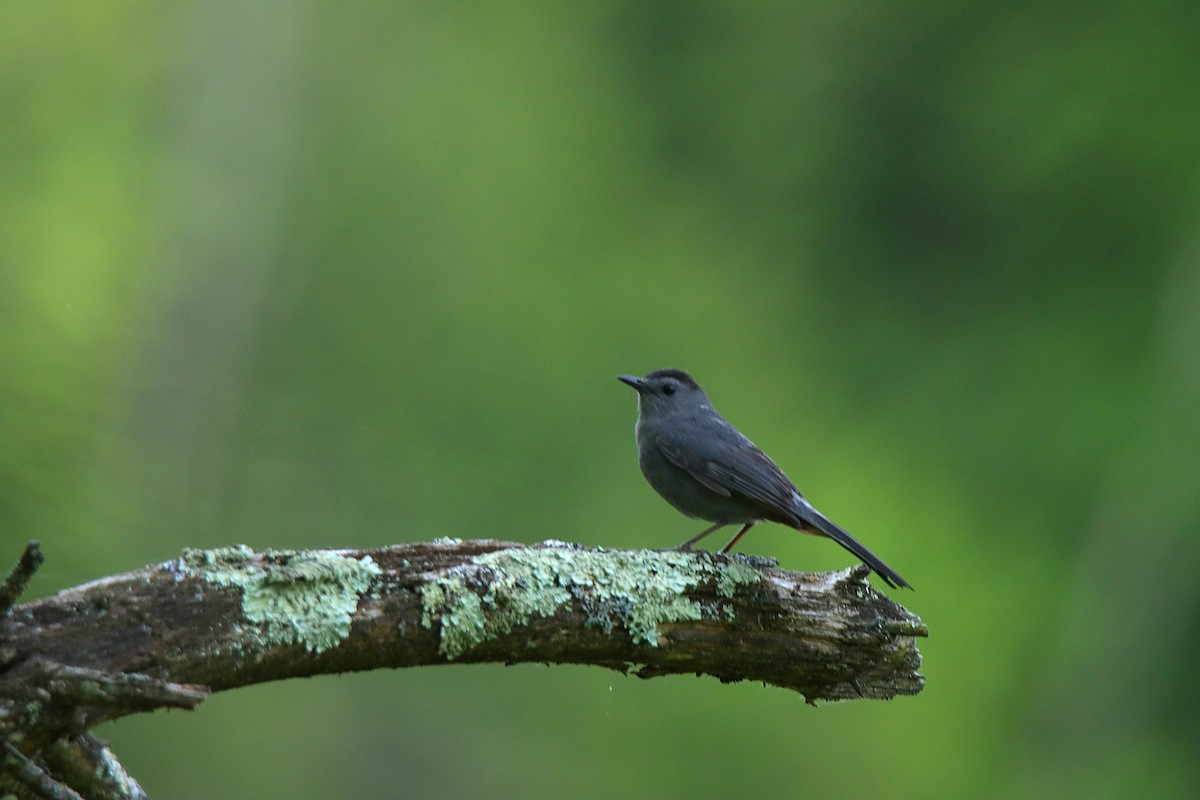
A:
[{"left": 794, "top": 498, "right": 912, "bottom": 590}]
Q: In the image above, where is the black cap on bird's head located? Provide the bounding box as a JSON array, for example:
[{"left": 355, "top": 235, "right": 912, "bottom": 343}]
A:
[{"left": 617, "top": 369, "right": 708, "bottom": 416}]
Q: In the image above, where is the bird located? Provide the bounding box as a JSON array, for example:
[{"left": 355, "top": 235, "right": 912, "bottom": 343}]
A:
[{"left": 618, "top": 369, "right": 911, "bottom": 589}]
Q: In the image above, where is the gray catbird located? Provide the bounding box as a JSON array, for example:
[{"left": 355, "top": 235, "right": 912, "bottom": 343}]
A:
[{"left": 618, "top": 369, "right": 911, "bottom": 589}]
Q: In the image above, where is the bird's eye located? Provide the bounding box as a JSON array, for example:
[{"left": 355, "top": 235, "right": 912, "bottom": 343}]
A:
[{"left": 662, "top": 383, "right": 676, "bottom": 396}]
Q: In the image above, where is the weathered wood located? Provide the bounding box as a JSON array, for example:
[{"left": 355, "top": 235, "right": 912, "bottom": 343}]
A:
[
  {"left": 1, "top": 539, "right": 926, "bottom": 798},
  {"left": 0, "top": 541, "right": 44, "bottom": 618}
]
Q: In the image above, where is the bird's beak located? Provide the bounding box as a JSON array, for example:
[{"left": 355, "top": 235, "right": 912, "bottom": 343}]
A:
[{"left": 617, "top": 374, "right": 647, "bottom": 393}]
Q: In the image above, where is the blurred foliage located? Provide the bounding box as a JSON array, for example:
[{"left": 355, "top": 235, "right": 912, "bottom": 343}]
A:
[{"left": 3, "top": 1, "right": 1199, "bottom": 798}]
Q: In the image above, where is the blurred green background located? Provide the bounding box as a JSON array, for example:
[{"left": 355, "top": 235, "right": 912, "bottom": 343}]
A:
[{"left": 4, "top": 1, "right": 1199, "bottom": 798}]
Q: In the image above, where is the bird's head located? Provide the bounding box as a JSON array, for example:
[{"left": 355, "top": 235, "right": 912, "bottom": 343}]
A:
[{"left": 617, "top": 369, "right": 709, "bottom": 418}]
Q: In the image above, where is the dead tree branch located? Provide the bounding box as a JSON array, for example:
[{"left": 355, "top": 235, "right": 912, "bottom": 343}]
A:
[{"left": 1, "top": 539, "right": 926, "bottom": 798}]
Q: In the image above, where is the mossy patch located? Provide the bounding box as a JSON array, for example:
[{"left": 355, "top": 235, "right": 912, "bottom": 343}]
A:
[
  {"left": 420, "top": 545, "right": 761, "bottom": 659},
  {"left": 179, "top": 546, "right": 381, "bottom": 654}
]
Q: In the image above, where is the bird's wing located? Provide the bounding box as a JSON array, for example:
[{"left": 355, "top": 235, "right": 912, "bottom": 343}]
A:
[
  {"left": 656, "top": 439, "right": 732, "bottom": 496},
  {"left": 653, "top": 425, "right": 798, "bottom": 519},
  {"left": 700, "top": 446, "right": 800, "bottom": 521}
]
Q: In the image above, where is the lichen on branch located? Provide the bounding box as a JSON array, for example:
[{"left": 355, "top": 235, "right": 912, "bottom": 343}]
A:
[{"left": 419, "top": 543, "right": 762, "bottom": 657}]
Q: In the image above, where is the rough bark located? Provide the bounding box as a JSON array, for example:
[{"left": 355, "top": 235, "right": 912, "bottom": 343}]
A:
[{"left": 1, "top": 539, "right": 926, "bottom": 798}]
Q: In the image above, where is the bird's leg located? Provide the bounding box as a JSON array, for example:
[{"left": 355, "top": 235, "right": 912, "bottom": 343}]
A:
[
  {"left": 718, "top": 523, "right": 755, "bottom": 554},
  {"left": 676, "top": 522, "right": 726, "bottom": 550}
]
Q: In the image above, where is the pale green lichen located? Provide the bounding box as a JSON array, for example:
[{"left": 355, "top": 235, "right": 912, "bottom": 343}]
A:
[
  {"left": 179, "top": 546, "right": 381, "bottom": 653},
  {"left": 420, "top": 546, "right": 761, "bottom": 659}
]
